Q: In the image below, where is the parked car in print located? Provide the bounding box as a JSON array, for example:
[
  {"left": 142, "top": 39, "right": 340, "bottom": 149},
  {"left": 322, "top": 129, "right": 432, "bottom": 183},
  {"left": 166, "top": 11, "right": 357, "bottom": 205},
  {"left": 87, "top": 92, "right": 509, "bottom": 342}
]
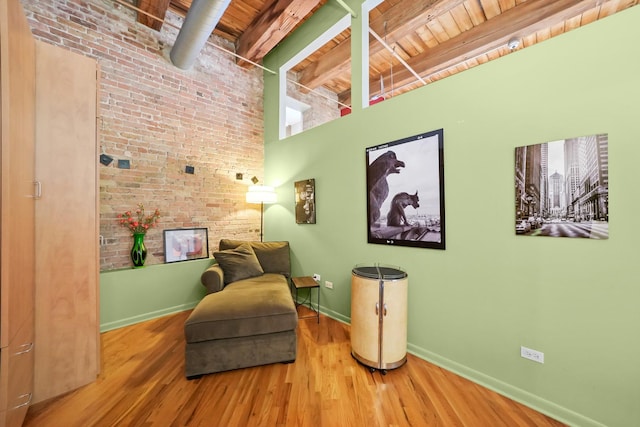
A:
[
  {"left": 527, "top": 217, "right": 541, "bottom": 228},
  {"left": 516, "top": 220, "right": 531, "bottom": 234}
]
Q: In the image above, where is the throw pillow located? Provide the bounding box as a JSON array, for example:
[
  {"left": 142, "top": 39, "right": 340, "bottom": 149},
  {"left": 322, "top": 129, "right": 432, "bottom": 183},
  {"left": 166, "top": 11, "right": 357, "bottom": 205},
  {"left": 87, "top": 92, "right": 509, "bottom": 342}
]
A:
[
  {"left": 219, "top": 239, "right": 290, "bottom": 277},
  {"left": 213, "top": 243, "right": 264, "bottom": 284}
]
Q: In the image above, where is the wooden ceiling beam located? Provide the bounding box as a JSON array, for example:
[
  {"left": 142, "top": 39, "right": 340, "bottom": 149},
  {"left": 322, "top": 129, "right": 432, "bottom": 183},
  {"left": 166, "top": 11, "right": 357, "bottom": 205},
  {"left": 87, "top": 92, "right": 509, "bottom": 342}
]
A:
[
  {"left": 338, "top": 90, "right": 351, "bottom": 107},
  {"left": 297, "top": 0, "right": 462, "bottom": 89},
  {"left": 236, "top": 0, "right": 321, "bottom": 67},
  {"left": 369, "top": 0, "right": 466, "bottom": 44},
  {"left": 297, "top": 40, "right": 351, "bottom": 89},
  {"left": 136, "top": 0, "right": 172, "bottom": 31},
  {"left": 358, "top": 0, "right": 602, "bottom": 103},
  {"left": 169, "top": 0, "right": 191, "bottom": 16}
]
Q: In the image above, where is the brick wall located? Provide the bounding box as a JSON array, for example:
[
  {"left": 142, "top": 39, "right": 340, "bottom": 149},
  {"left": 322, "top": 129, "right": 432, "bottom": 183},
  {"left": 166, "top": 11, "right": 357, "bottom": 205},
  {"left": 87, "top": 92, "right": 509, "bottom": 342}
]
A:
[{"left": 21, "top": 0, "right": 265, "bottom": 270}]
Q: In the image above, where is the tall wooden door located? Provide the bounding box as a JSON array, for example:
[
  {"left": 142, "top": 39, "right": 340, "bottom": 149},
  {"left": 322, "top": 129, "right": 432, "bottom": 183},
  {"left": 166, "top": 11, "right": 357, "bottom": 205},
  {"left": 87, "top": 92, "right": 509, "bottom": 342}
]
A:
[
  {"left": 0, "top": 0, "right": 37, "bottom": 424},
  {"left": 0, "top": 0, "right": 36, "bottom": 352},
  {"left": 33, "top": 40, "right": 99, "bottom": 404}
]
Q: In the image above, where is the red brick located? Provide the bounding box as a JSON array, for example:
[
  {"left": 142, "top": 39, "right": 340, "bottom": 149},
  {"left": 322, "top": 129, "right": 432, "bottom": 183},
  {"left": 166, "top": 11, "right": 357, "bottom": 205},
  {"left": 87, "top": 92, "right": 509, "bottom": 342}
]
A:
[{"left": 23, "top": 0, "right": 265, "bottom": 270}]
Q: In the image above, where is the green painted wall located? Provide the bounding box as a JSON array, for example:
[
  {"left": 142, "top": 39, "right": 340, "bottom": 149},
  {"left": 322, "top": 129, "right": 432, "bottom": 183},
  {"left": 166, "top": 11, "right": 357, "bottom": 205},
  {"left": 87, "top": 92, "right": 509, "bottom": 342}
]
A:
[
  {"left": 99, "top": 258, "right": 212, "bottom": 332},
  {"left": 262, "top": 4, "right": 640, "bottom": 427}
]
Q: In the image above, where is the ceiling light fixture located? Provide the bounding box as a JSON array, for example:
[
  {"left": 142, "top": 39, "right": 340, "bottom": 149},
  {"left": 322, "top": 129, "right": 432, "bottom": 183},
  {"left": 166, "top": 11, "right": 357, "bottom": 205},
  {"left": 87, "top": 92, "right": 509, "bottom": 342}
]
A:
[{"left": 507, "top": 37, "right": 520, "bottom": 51}]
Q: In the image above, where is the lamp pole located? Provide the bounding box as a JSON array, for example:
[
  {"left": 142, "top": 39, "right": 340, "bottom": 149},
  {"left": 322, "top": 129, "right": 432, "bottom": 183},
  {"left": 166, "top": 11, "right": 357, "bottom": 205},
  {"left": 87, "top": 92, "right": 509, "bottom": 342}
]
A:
[
  {"left": 260, "top": 201, "right": 264, "bottom": 242},
  {"left": 246, "top": 183, "right": 276, "bottom": 242}
]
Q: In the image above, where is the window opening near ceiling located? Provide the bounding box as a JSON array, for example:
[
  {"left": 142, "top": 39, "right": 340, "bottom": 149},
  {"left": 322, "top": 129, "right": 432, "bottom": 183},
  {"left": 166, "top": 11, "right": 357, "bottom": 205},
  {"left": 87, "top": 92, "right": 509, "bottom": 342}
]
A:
[
  {"left": 363, "top": 0, "right": 546, "bottom": 104},
  {"left": 279, "top": 14, "right": 351, "bottom": 140},
  {"left": 362, "top": 0, "right": 384, "bottom": 110},
  {"left": 369, "top": 26, "right": 426, "bottom": 90},
  {"left": 285, "top": 96, "right": 310, "bottom": 138},
  {"left": 364, "top": 0, "right": 432, "bottom": 108}
]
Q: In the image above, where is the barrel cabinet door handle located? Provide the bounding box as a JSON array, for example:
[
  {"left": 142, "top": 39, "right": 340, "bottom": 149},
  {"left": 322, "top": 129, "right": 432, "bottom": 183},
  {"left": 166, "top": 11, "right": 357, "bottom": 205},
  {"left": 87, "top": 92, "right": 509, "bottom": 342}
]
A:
[
  {"left": 30, "top": 180, "right": 42, "bottom": 199},
  {"left": 14, "top": 342, "right": 34, "bottom": 355},
  {"left": 375, "top": 302, "right": 379, "bottom": 315},
  {"left": 12, "top": 392, "right": 33, "bottom": 409},
  {"left": 383, "top": 303, "right": 388, "bottom": 316}
]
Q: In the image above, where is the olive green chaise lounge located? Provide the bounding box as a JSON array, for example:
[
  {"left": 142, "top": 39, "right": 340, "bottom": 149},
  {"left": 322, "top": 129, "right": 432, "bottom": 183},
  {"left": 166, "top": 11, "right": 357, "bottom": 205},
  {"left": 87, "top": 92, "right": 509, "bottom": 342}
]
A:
[{"left": 184, "top": 240, "right": 298, "bottom": 378}]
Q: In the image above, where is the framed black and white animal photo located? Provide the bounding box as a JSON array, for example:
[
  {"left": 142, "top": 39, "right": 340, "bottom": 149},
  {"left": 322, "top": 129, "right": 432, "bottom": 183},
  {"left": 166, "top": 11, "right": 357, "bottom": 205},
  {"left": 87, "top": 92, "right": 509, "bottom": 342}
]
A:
[{"left": 366, "top": 129, "right": 445, "bottom": 250}]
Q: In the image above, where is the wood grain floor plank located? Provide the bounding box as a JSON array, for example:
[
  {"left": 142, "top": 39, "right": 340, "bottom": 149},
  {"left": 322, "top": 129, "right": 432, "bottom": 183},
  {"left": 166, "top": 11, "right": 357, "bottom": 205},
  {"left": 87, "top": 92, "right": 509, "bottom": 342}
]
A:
[{"left": 24, "top": 309, "right": 565, "bottom": 427}]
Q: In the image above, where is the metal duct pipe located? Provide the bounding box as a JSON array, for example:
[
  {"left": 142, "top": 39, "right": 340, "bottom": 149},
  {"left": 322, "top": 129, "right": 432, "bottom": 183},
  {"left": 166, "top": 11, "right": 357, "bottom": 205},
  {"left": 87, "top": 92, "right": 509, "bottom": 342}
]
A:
[{"left": 170, "top": 0, "right": 232, "bottom": 70}]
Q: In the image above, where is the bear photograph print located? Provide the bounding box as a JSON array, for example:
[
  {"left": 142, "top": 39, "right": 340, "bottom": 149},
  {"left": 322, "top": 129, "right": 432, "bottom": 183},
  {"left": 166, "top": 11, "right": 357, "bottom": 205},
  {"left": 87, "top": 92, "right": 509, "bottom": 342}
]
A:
[{"left": 366, "top": 129, "right": 445, "bottom": 249}]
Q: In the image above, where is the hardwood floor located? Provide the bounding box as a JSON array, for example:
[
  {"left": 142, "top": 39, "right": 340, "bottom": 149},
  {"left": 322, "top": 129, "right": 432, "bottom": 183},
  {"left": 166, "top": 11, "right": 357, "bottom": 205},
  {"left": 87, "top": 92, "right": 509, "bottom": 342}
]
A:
[{"left": 24, "top": 309, "right": 565, "bottom": 426}]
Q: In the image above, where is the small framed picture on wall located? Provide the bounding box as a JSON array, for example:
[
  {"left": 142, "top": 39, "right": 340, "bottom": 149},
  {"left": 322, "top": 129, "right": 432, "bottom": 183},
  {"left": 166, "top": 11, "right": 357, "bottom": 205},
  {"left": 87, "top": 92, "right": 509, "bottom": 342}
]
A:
[{"left": 295, "top": 179, "right": 316, "bottom": 224}]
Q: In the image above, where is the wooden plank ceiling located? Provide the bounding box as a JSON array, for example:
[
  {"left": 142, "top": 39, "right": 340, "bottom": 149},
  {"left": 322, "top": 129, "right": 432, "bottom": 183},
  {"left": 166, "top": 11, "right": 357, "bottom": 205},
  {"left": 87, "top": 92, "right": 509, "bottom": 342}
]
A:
[{"left": 135, "top": 0, "right": 639, "bottom": 107}]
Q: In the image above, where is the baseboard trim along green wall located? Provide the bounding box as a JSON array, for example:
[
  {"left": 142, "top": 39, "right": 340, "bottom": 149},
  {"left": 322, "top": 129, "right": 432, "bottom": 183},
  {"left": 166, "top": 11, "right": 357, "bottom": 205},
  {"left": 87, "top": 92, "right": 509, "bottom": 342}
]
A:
[
  {"left": 406, "top": 343, "right": 607, "bottom": 427},
  {"left": 99, "top": 258, "right": 212, "bottom": 332}
]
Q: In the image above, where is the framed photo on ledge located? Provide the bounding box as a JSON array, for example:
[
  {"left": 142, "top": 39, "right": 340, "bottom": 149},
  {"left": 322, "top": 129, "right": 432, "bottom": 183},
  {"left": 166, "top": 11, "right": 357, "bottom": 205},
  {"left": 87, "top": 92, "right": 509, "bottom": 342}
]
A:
[
  {"left": 366, "top": 129, "right": 445, "bottom": 250},
  {"left": 164, "top": 228, "right": 209, "bottom": 263}
]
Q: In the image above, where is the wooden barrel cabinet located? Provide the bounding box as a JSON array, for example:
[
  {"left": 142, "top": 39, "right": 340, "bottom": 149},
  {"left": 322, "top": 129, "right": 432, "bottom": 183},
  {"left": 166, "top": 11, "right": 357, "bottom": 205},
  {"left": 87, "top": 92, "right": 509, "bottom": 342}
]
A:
[{"left": 350, "top": 266, "right": 408, "bottom": 373}]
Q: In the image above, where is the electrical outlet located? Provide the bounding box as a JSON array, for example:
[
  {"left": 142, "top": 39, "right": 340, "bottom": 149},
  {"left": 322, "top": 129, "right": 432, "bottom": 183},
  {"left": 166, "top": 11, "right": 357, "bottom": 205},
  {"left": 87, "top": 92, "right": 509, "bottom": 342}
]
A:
[
  {"left": 520, "top": 346, "right": 544, "bottom": 364},
  {"left": 313, "top": 273, "right": 320, "bottom": 282},
  {"left": 325, "top": 281, "right": 333, "bottom": 289}
]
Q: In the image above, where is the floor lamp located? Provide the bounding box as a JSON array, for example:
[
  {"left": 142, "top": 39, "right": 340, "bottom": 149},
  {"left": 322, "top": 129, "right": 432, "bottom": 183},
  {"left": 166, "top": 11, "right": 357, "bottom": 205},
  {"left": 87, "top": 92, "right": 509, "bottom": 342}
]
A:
[{"left": 246, "top": 184, "right": 277, "bottom": 242}]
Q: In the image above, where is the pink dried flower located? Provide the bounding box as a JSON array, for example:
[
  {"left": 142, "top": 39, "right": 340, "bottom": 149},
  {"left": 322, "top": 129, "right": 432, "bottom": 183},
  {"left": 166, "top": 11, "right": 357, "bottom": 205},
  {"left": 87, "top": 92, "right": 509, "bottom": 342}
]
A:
[{"left": 117, "top": 203, "right": 160, "bottom": 235}]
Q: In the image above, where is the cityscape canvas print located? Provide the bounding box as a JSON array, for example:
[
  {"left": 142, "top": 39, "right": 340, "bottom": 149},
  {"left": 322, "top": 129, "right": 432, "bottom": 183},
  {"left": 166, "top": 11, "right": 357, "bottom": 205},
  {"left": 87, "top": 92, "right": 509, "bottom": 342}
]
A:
[
  {"left": 515, "top": 133, "right": 609, "bottom": 239},
  {"left": 366, "top": 129, "right": 445, "bottom": 249}
]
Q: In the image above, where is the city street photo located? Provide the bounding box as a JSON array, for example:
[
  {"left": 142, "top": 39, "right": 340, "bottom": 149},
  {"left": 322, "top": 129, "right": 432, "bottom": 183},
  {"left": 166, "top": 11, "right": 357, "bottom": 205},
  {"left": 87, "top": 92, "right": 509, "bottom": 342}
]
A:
[{"left": 515, "top": 133, "right": 609, "bottom": 239}]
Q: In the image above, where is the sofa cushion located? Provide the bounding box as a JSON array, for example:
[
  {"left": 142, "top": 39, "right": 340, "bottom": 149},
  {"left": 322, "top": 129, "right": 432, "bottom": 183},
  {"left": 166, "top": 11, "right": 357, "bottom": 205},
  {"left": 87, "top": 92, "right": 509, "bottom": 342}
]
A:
[
  {"left": 219, "top": 239, "right": 290, "bottom": 277},
  {"left": 213, "top": 243, "right": 264, "bottom": 285},
  {"left": 184, "top": 273, "right": 297, "bottom": 343}
]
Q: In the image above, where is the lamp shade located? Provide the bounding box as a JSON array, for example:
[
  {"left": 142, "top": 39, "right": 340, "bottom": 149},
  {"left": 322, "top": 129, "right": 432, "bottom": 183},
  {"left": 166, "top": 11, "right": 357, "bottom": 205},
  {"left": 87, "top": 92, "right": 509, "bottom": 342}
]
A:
[{"left": 246, "top": 185, "right": 277, "bottom": 204}]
